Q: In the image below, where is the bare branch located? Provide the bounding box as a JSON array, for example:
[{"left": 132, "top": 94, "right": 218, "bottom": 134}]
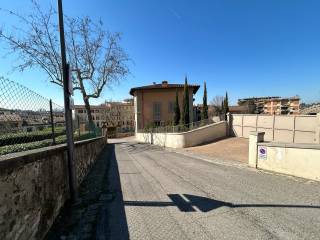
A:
[{"left": 0, "top": 0, "right": 130, "bottom": 125}]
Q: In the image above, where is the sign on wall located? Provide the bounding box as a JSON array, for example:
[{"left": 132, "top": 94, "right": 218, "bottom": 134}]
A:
[{"left": 258, "top": 146, "right": 267, "bottom": 160}]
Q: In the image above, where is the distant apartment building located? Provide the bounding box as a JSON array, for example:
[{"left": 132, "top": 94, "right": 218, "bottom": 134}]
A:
[
  {"left": 75, "top": 104, "right": 106, "bottom": 128},
  {"left": 129, "top": 81, "right": 200, "bottom": 131},
  {"left": 74, "top": 99, "right": 134, "bottom": 132},
  {"left": 237, "top": 96, "right": 300, "bottom": 115}
]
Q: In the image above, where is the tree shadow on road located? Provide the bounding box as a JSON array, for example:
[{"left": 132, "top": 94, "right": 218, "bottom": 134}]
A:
[{"left": 124, "top": 193, "right": 320, "bottom": 213}]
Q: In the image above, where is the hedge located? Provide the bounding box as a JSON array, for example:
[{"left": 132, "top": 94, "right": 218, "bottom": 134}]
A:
[
  {"left": 0, "top": 127, "right": 66, "bottom": 147},
  {"left": 0, "top": 132, "right": 97, "bottom": 156}
]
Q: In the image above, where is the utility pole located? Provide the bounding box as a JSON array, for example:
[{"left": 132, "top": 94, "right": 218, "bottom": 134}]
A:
[{"left": 58, "top": 0, "right": 78, "bottom": 202}]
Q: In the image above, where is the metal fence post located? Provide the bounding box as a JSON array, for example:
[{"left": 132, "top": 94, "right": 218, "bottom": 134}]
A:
[
  {"left": 49, "top": 99, "right": 56, "bottom": 145},
  {"left": 77, "top": 115, "right": 81, "bottom": 138}
]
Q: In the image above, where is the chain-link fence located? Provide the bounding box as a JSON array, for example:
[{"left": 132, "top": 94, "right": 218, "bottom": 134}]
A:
[
  {"left": 0, "top": 77, "right": 101, "bottom": 156},
  {"left": 73, "top": 114, "right": 102, "bottom": 141}
]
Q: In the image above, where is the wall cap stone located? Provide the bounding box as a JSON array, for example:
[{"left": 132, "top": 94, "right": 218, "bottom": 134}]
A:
[
  {"left": 0, "top": 137, "right": 104, "bottom": 175},
  {"left": 257, "top": 141, "right": 320, "bottom": 150},
  {"left": 249, "top": 131, "right": 265, "bottom": 136},
  {"left": 162, "top": 121, "right": 227, "bottom": 135}
]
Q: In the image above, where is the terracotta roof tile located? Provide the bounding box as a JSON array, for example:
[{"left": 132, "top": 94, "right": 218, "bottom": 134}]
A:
[{"left": 129, "top": 83, "right": 200, "bottom": 95}]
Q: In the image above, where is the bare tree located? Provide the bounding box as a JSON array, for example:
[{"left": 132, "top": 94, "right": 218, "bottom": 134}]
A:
[
  {"left": 210, "top": 95, "right": 224, "bottom": 116},
  {"left": 0, "top": 0, "right": 129, "bottom": 127}
]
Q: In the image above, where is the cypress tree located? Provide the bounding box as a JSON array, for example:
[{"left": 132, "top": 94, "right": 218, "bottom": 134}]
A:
[
  {"left": 174, "top": 89, "right": 181, "bottom": 125},
  {"left": 182, "top": 76, "right": 190, "bottom": 125},
  {"left": 224, "top": 92, "right": 229, "bottom": 112},
  {"left": 221, "top": 99, "right": 224, "bottom": 115},
  {"left": 201, "top": 81, "right": 208, "bottom": 120},
  {"left": 224, "top": 91, "right": 229, "bottom": 120}
]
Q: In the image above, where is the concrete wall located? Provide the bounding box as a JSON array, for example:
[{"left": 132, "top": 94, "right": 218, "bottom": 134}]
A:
[
  {"left": 248, "top": 132, "right": 320, "bottom": 181},
  {"left": 0, "top": 137, "right": 105, "bottom": 240},
  {"left": 136, "top": 121, "right": 227, "bottom": 148},
  {"left": 230, "top": 113, "right": 320, "bottom": 144}
]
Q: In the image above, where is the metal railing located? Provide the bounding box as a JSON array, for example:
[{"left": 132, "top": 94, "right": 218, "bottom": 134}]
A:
[{"left": 139, "top": 118, "right": 214, "bottom": 134}]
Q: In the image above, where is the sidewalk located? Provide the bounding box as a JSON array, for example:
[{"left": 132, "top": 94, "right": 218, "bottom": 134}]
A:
[{"left": 45, "top": 145, "right": 113, "bottom": 240}]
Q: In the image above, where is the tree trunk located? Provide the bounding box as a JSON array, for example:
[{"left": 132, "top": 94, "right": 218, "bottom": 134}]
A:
[
  {"left": 78, "top": 75, "right": 95, "bottom": 130},
  {"left": 83, "top": 96, "right": 95, "bottom": 128}
]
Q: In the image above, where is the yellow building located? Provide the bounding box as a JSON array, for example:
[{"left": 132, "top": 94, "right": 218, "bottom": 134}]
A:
[
  {"left": 263, "top": 97, "right": 300, "bottom": 115},
  {"left": 238, "top": 96, "right": 300, "bottom": 115},
  {"left": 74, "top": 99, "right": 134, "bottom": 132},
  {"left": 105, "top": 100, "right": 135, "bottom": 131},
  {"left": 129, "top": 81, "right": 200, "bottom": 131}
]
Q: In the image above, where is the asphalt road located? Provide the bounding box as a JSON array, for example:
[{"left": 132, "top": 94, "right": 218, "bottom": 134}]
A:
[{"left": 99, "top": 141, "right": 320, "bottom": 240}]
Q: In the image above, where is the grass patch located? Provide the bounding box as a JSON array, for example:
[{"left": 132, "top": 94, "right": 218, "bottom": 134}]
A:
[{"left": 0, "top": 127, "right": 66, "bottom": 146}]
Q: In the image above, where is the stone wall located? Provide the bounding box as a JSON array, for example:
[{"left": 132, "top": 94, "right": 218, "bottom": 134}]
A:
[{"left": 0, "top": 137, "right": 105, "bottom": 240}]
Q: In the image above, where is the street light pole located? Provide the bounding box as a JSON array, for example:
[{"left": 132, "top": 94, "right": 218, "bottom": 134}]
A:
[{"left": 57, "top": 0, "right": 78, "bottom": 202}]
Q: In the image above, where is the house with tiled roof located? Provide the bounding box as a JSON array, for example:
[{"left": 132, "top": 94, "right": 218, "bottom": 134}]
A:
[{"left": 129, "top": 80, "right": 200, "bottom": 131}]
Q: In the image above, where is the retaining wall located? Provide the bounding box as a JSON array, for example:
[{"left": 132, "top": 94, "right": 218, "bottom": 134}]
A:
[
  {"left": 0, "top": 137, "right": 105, "bottom": 240},
  {"left": 249, "top": 132, "right": 320, "bottom": 181},
  {"left": 136, "top": 121, "right": 227, "bottom": 148}
]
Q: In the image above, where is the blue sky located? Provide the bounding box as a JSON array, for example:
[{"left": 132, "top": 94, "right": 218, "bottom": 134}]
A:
[{"left": 1, "top": 0, "right": 320, "bottom": 106}]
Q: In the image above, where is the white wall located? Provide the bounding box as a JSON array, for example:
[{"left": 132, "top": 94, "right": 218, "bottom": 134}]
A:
[
  {"left": 231, "top": 114, "right": 320, "bottom": 144},
  {"left": 248, "top": 132, "right": 320, "bottom": 181},
  {"left": 257, "top": 144, "right": 320, "bottom": 181},
  {"left": 136, "top": 121, "right": 227, "bottom": 148}
]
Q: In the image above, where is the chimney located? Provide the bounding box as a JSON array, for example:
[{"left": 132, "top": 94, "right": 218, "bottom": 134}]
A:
[{"left": 162, "top": 80, "right": 168, "bottom": 87}]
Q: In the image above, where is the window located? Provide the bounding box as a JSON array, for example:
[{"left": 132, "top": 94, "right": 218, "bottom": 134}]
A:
[
  {"left": 153, "top": 102, "right": 161, "bottom": 121},
  {"left": 168, "top": 102, "right": 174, "bottom": 113}
]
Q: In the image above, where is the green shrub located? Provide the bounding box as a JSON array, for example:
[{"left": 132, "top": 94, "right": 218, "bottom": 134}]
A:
[
  {"left": 0, "top": 139, "right": 53, "bottom": 155},
  {"left": 0, "top": 131, "right": 99, "bottom": 156},
  {"left": 0, "top": 127, "right": 66, "bottom": 146}
]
